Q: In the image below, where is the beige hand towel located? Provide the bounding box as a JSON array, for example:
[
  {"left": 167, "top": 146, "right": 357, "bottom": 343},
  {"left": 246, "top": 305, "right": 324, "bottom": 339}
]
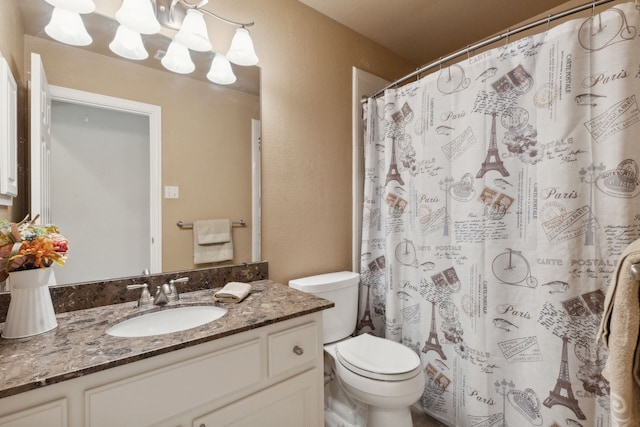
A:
[
  {"left": 596, "top": 237, "right": 640, "bottom": 426},
  {"left": 195, "top": 219, "right": 231, "bottom": 244},
  {"left": 214, "top": 282, "right": 251, "bottom": 303},
  {"left": 193, "top": 219, "right": 233, "bottom": 264}
]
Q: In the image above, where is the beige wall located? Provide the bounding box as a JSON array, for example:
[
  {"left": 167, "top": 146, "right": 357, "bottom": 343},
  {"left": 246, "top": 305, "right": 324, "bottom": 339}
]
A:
[
  {"left": 24, "top": 36, "right": 259, "bottom": 271},
  {"left": 0, "top": 0, "right": 26, "bottom": 222},
  {"left": 244, "top": 0, "right": 416, "bottom": 283}
]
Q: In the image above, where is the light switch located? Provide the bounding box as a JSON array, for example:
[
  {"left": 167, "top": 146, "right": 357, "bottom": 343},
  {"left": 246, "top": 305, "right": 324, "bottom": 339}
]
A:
[{"left": 164, "top": 186, "right": 179, "bottom": 199}]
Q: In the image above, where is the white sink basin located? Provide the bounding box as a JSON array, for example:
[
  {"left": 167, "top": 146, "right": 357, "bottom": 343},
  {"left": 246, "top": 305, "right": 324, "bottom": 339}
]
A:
[{"left": 106, "top": 305, "right": 228, "bottom": 338}]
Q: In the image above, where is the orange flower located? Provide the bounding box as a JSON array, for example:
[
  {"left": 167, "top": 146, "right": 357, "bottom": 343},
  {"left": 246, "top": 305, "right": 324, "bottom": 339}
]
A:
[
  {"left": 1, "top": 215, "right": 68, "bottom": 275},
  {"left": 17, "top": 237, "right": 65, "bottom": 268}
]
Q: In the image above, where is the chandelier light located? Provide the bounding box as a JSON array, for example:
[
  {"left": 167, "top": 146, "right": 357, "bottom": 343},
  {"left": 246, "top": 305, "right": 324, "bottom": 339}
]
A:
[
  {"left": 45, "top": 7, "right": 93, "bottom": 46},
  {"left": 40, "top": 0, "right": 258, "bottom": 87},
  {"left": 175, "top": 9, "right": 212, "bottom": 52},
  {"left": 161, "top": 41, "right": 196, "bottom": 74},
  {"left": 44, "top": 0, "right": 95, "bottom": 14},
  {"left": 109, "top": 25, "right": 149, "bottom": 60},
  {"left": 227, "top": 27, "right": 259, "bottom": 66},
  {"left": 115, "top": 0, "right": 161, "bottom": 35},
  {"left": 207, "top": 53, "right": 237, "bottom": 85}
]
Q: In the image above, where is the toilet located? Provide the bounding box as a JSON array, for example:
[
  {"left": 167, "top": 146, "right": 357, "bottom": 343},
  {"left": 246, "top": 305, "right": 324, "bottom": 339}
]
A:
[{"left": 290, "top": 271, "right": 425, "bottom": 427}]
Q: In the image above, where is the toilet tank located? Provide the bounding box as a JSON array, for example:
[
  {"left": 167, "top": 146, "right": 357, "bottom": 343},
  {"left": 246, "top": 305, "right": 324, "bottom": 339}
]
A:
[{"left": 289, "top": 271, "right": 360, "bottom": 344}]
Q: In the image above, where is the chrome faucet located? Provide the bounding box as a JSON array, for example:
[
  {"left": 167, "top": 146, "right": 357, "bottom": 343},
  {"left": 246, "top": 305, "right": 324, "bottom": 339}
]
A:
[
  {"left": 154, "top": 285, "right": 170, "bottom": 306},
  {"left": 127, "top": 283, "right": 153, "bottom": 307},
  {"left": 129, "top": 277, "right": 189, "bottom": 307},
  {"left": 163, "top": 277, "right": 189, "bottom": 302}
]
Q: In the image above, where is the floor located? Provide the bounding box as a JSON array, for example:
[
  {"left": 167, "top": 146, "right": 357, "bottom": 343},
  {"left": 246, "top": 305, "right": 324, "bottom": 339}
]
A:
[{"left": 411, "top": 407, "right": 448, "bottom": 427}]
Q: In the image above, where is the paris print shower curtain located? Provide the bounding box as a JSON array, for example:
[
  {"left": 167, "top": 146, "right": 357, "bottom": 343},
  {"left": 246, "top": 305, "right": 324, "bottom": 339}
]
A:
[{"left": 360, "top": 2, "right": 640, "bottom": 426}]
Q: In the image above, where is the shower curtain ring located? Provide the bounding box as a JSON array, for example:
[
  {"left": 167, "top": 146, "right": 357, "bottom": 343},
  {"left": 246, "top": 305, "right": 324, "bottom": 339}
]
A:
[
  {"left": 505, "top": 29, "right": 510, "bottom": 46},
  {"left": 546, "top": 14, "right": 551, "bottom": 33}
]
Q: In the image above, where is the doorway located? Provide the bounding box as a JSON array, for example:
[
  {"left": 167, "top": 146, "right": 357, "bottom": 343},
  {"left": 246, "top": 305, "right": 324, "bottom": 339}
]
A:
[{"left": 46, "top": 86, "right": 161, "bottom": 284}]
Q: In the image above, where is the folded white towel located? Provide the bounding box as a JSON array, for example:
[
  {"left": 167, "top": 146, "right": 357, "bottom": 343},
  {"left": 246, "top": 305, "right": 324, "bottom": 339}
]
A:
[
  {"left": 214, "top": 282, "right": 251, "bottom": 303},
  {"left": 194, "top": 219, "right": 231, "bottom": 244},
  {"left": 193, "top": 219, "right": 233, "bottom": 264}
]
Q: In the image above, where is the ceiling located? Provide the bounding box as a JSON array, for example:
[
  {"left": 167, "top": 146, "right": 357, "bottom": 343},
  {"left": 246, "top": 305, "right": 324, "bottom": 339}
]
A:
[{"left": 299, "top": 0, "right": 572, "bottom": 66}]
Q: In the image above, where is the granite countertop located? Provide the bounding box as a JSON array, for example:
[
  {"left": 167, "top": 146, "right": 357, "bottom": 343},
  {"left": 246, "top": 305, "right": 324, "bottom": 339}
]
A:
[{"left": 0, "top": 280, "right": 333, "bottom": 399}]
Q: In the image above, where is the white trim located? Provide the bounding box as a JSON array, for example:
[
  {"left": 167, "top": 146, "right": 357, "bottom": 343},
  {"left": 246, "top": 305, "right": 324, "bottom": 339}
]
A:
[
  {"left": 352, "top": 68, "right": 388, "bottom": 273},
  {"left": 0, "top": 56, "right": 18, "bottom": 202},
  {"left": 48, "top": 85, "right": 163, "bottom": 274},
  {"left": 251, "top": 119, "right": 262, "bottom": 262}
]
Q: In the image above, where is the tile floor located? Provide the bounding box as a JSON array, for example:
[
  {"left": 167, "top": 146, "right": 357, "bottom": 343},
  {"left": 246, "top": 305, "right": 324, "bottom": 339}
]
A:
[{"left": 411, "top": 407, "right": 448, "bottom": 427}]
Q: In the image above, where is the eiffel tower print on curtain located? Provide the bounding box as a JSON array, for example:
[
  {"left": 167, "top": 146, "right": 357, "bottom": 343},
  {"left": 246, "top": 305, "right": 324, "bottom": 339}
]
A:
[
  {"left": 422, "top": 300, "right": 447, "bottom": 360},
  {"left": 386, "top": 137, "right": 405, "bottom": 185},
  {"left": 357, "top": 284, "right": 375, "bottom": 332},
  {"left": 477, "top": 112, "right": 509, "bottom": 178},
  {"left": 543, "top": 336, "right": 586, "bottom": 420}
]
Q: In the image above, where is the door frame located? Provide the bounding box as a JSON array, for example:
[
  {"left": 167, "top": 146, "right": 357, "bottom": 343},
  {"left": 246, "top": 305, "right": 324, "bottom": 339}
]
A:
[{"left": 48, "top": 85, "right": 162, "bottom": 273}]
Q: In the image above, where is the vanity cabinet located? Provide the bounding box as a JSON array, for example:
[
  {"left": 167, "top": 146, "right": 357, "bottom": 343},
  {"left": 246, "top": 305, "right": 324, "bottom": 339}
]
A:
[
  {"left": 0, "top": 398, "right": 67, "bottom": 427},
  {"left": 0, "top": 313, "right": 324, "bottom": 427}
]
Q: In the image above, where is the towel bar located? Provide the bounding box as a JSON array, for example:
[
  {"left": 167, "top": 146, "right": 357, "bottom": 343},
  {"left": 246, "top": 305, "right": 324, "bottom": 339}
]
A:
[
  {"left": 177, "top": 220, "right": 246, "bottom": 229},
  {"left": 631, "top": 263, "right": 640, "bottom": 281}
]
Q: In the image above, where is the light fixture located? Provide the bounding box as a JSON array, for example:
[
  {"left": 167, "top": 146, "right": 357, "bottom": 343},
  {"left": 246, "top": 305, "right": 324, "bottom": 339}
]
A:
[
  {"left": 40, "top": 0, "right": 259, "bottom": 87},
  {"left": 115, "top": 0, "right": 161, "bottom": 35},
  {"left": 161, "top": 41, "right": 195, "bottom": 74},
  {"left": 227, "top": 27, "right": 258, "bottom": 66},
  {"left": 44, "top": 0, "right": 95, "bottom": 14},
  {"left": 45, "top": 7, "right": 93, "bottom": 46},
  {"left": 175, "top": 9, "right": 212, "bottom": 52},
  {"left": 207, "top": 54, "right": 237, "bottom": 85},
  {"left": 109, "top": 25, "right": 148, "bottom": 60}
]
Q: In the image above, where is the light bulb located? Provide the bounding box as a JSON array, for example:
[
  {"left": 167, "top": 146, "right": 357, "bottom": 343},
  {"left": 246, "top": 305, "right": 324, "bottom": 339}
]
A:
[
  {"left": 226, "top": 27, "right": 258, "bottom": 66},
  {"left": 161, "top": 41, "right": 195, "bottom": 74},
  {"left": 207, "top": 54, "right": 236, "bottom": 85},
  {"left": 175, "top": 9, "right": 212, "bottom": 52},
  {"left": 45, "top": 7, "right": 92, "bottom": 46},
  {"left": 109, "top": 26, "right": 148, "bottom": 60},
  {"left": 115, "top": 0, "right": 160, "bottom": 35},
  {"left": 45, "top": 0, "right": 95, "bottom": 14}
]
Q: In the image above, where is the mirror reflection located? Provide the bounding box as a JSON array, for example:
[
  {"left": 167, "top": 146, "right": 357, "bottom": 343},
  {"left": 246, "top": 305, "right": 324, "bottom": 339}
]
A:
[{"left": 1, "top": 0, "right": 261, "bottom": 290}]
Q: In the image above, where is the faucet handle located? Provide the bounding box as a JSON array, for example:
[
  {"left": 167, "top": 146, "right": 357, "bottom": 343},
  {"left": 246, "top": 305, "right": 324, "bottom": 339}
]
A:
[
  {"left": 168, "top": 277, "right": 189, "bottom": 302},
  {"left": 127, "top": 283, "right": 153, "bottom": 307}
]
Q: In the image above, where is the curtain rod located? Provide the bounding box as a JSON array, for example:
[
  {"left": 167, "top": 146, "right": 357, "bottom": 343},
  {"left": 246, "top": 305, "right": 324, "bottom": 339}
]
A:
[{"left": 366, "top": 0, "right": 621, "bottom": 101}]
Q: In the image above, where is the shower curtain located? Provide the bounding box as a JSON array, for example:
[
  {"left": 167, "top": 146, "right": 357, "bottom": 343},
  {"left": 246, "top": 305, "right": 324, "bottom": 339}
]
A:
[{"left": 359, "top": 2, "right": 640, "bottom": 426}]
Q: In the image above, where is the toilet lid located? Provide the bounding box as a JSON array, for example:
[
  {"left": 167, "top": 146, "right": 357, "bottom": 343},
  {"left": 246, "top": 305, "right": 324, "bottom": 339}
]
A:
[{"left": 335, "top": 334, "right": 422, "bottom": 381}]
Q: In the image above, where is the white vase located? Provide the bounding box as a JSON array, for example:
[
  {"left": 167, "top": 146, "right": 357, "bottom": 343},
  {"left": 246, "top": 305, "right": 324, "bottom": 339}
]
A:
[{"left": 2, "top": 268, "right": 58, "bottom": 338}]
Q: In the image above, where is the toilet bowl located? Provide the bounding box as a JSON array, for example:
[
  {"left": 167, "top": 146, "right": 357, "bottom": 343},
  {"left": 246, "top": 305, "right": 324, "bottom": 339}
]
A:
[
  {"left": 289, "top": 272, "right": 425, "bottom": 427},
  {"left": 327, "top": 334, "right": 425, "bottom": 427}
]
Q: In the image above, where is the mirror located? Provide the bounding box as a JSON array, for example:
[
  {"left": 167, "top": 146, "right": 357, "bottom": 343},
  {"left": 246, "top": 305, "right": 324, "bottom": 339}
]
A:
[{"left": 2, "top": 0, "right": 261, "bottom": 290}]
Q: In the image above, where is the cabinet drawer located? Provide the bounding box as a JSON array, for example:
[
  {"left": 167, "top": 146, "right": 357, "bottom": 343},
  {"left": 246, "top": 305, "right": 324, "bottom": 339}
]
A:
[
  {"left": 268, "top": 322, "right": 318, "bottom": 377},
  {"left": 193, "top": 369, "right": 320, "bottom": 427},
  {"left": 86, "top": 339, "right": 262, "bottom": 427},
  {"left": 0, "top": 398, "right": 67, "bottom": 427}
]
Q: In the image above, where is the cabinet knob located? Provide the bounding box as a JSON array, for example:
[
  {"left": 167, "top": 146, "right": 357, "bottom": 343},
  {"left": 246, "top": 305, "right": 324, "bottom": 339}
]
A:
[{"left": 293, "top": 345, "right": 304, "bottom": 356}]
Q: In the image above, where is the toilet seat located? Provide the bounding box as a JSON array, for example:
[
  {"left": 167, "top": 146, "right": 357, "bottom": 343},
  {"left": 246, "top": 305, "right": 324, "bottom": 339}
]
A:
[{"left": 335, "top": 334, "right": 422, "bottom": 381}]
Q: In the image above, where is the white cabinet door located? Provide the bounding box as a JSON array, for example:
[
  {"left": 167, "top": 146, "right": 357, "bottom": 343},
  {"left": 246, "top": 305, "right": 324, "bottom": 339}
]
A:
[
  {"left": 0, "top": 55, "right": 18, "bottom": 203},
  {"left": 86, "top": 339, "right": 262, "bottom": 427},
  {"left": 193, "top": 369, "right": 320, "bottom": 427},
  {"left": 0, "top": 398, "right": 67, "bottom": 427}
]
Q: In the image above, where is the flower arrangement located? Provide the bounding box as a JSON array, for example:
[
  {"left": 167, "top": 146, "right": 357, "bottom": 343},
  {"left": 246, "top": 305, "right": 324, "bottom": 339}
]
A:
[{"left": 0, "top": 215, "right": 68, "bottom": 282}]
